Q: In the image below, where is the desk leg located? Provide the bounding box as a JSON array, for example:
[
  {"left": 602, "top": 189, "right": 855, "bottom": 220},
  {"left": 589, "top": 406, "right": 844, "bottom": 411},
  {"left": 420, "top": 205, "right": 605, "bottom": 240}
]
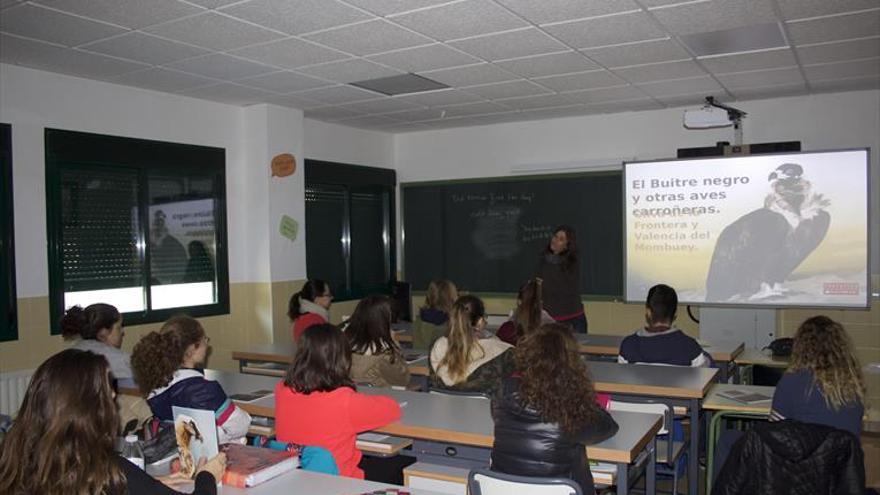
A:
[
  {"left": 689, "top": 398, "right": 700, "bottom": 495},
  {"left": 616, "top": 462, "right": 629, "bottom": 495},
  {"left": 646, "top": 436, "right": 656, "bottom": 495}
]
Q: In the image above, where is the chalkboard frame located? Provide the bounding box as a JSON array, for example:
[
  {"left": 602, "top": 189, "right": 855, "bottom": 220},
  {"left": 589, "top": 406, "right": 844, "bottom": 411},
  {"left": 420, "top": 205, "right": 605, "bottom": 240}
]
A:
[{"left": 400, "top": 170, "right": 625, "bottom": 301}]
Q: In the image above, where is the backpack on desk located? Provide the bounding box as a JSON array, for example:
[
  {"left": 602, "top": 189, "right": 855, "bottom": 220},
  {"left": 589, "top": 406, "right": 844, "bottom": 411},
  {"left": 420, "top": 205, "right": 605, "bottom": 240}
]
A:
[{"left": 764, "top": 338, "right": 793, "bottom": 357}]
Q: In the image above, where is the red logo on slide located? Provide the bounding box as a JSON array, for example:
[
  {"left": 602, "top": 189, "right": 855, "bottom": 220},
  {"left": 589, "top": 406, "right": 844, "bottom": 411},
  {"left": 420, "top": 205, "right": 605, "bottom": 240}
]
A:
[{"left": 822, "top": 282, "right": 859, "bottom": 295}]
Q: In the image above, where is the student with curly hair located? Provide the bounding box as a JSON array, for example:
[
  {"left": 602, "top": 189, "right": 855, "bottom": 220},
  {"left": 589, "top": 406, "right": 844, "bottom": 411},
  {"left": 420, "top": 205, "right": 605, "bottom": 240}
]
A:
[
  {"left": 346, "top": 295, "right": 410, "bottom": 388},
  {"left": 131, "top": 316, "right": 251, "bottom": 444},
  {"left": 429, "top": 294, "right": 514, "bottom": 396},
  {"left": 491, "top": 323, "right": 618, "bottom": 494},
  {"left": 495, "top": 278, "right": 554, "bottom": 346},
  {"left": 412, "top": 279, "right": 458, "bottom": 349},
  {"left": 0, "top": 349, "right": 225, "bottom": 495},
  {"left": 275, "top": 324, "right": 401, "bottom": 479},
  {"left": 288, "top": 279, "right": 333, "bottom": 341}
]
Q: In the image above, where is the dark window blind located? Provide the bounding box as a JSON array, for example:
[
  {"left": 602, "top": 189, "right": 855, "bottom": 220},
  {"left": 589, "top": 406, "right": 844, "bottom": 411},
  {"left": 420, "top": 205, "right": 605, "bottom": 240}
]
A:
[
  {"left": 0, "top": 123, "right": 16, "bottom": 341},
  {"left": 305, "top": 183, "right": 347, "bottom": 297}
]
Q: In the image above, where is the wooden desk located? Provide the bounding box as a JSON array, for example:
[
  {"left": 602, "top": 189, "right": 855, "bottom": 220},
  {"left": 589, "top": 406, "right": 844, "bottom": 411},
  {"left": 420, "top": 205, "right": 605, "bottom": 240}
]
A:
[
  {"left": 220, "top": 466, "right": 447, "bottom": 494},
  {"left": 733, "top": 348, "right": 790, "bottom": 367},
  {"left": 232, "top": 343, "right": 430, "bottom": 377},
  {"left": 209, "top": 370, "right": 660, "bottom": 495}
]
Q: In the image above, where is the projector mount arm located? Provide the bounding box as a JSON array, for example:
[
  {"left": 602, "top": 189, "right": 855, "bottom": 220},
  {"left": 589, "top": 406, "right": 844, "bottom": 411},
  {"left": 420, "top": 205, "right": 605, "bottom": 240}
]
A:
[{"left": 705, "top": 96, "right": 747, "bottom": 145}]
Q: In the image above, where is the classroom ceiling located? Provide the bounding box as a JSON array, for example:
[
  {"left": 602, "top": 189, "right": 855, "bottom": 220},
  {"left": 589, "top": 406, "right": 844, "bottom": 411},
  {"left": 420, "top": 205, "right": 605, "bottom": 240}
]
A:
[{"left": 1, "top": 0, "right": 878, "bottom": 133}]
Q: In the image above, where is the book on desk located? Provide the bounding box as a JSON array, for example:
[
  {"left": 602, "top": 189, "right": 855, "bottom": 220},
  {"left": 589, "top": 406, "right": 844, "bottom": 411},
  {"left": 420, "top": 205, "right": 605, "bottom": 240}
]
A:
[{"left": 221, "top": 443, "right": 298, "bottom": 487}]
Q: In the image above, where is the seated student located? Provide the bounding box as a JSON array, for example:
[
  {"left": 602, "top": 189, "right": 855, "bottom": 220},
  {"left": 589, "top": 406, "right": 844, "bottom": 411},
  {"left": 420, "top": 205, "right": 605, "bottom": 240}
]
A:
[
  {"left": 347, "top": 295, "right": 411, "bottom": 388},
  {"left": 495, "top": 278, "right": 554, "bottom": 346},
  {"left": 131, "top": 316, "right": 251, "bottom": 444},
  {"left": 0, "top": 349, "right": 226, "bottom": 495},
  {"left": 618, "top": 284, "right": 712, "bottom": 367},
  {"left": 412, "top": 279, "right": 457, "bottom": 349},
  {"left": 275, "top": 324, "right": 401, "bottom": 479},
  {"left": 61, "top": 303, "right": 133, "bottom": 386},
  {"left": 491, "top": 324, "right": 618, "bottom": 495},
  {"left": 289, "top": 279, "right": 333, "bottom": 341},
  {"left": 429, "top": 294, "right": 514, "bottom": 396}
]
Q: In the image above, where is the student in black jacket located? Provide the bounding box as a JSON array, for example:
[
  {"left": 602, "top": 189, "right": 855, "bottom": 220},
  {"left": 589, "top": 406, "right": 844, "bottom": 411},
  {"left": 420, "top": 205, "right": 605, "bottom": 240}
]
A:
[
  {"left": 0, "top": 349, "right": 225, "bottom": 495},
  {"left": 491, "top": 323, "right": 618, "bottom": 494}
]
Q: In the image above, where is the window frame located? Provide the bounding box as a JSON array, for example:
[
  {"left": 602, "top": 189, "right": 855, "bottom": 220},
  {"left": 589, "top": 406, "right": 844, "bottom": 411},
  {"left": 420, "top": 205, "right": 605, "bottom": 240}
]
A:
[
  {"left": 0, "top": 123, "right": 17, "bottom": 342},
  {"left": 304, "top": 159, "right": 396, "bottom": 301},
  {"left": 45, "top": 128, "right": 230, "bottom": 332}
]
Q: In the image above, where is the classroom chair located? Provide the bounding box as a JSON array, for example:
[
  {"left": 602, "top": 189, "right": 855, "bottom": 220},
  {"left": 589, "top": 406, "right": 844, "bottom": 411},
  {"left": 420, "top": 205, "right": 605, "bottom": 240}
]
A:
[
  {"left": 468, "top": 467, "right": 582, "bottom": 495},
  {"left": 258, "top": 438, "right": 340, "bottom": 475}
]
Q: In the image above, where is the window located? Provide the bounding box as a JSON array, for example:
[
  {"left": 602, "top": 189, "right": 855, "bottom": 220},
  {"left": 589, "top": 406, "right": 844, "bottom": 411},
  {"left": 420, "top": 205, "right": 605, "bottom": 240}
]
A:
[
  {"left": 0, "top": 123, "right": 16, "bottom": 342},
  {"left": 305, "top": 160, "right": 396, "bottom": 300},
  {"left": 45, "top": 129, "right": 229, "bottom": 331}
]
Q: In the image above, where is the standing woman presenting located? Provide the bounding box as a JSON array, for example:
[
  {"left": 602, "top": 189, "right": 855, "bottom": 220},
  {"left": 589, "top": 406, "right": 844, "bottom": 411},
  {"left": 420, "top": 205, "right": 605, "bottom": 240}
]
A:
[{"left": 536, "top": 226, "right": 587, "bottom": 333}]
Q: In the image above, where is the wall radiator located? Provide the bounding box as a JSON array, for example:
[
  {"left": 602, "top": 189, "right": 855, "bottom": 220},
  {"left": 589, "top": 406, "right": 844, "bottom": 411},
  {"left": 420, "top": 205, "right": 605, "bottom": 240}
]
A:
[{"left": 0, "top": 369, "right": 34, "bottom": 417}]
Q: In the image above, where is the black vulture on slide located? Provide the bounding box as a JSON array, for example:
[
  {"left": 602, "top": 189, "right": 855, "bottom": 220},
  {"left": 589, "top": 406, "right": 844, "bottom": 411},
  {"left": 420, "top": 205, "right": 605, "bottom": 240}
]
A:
[{"left": 705, "top": 163, "right": 830, "bottom": 302}]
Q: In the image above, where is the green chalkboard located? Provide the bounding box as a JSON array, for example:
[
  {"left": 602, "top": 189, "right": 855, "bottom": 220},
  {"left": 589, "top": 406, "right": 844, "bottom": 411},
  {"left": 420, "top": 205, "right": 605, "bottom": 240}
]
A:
[{"left": 402, "top": 172, "right": 623, "bottom": 297}]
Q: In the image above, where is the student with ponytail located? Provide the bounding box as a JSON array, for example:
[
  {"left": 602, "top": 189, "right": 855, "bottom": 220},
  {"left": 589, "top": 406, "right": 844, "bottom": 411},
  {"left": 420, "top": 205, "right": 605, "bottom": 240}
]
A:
[
  {"left": 495, "top": 278, "right": 554, "bottom": 346},
  {"left": 131, "top": 316, "right": 251, "bottom": 444},
  {"left": 429, "top": 294, "right": 514, "bottom": 396},
  {"left": 61, "top": 303, "right": 132, "bottom": 385},
  {"left": 288, "top": 279, "right": 333, "bottom": 340}
]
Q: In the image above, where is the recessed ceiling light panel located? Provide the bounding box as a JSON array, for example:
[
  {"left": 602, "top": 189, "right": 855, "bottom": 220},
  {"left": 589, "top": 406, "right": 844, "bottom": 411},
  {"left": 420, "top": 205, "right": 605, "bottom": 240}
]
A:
[
  {"left": 349, "top": 73, "right": 449, "bottom": 96},
  {"left": 681, "top": 23, "right": 787, "bottom": 57}
]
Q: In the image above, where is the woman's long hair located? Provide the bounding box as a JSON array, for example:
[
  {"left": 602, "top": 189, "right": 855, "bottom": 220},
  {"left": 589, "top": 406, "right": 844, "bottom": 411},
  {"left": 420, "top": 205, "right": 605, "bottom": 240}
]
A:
[
  {"left": 790, "top": 316, "right": 865, "bottom": 410},
  {"left": 59, "top": 303, "right": 120, "bottom": 340},
  {"left": 422, "top": 279, "right": 458, "bottom": 314},
  {"left": 287, "top": 279, "right": 329, "bottom": 320},
  {"left": 131, "top": 315, "right": 205, "bottom": 395},
  {"left": 285, "top": 324, "right": 355, "bottom": 394},
  {"left": 515, "top": 323, "right": 599, "bottom": 434},
  {"left": 545, "top": 225, "right": 578, "bottom": 272},
  {"left": 346, "top": 295, "right": 400, "bottom": 358},
  {"left": 436, "top": 295, "right": 486, "bottom": 383},
  {"left": 0, "top": 349, "right": 124, "bottom": 495},
  {"left": 514, "top": 278, "right": 543, "bottom": 340}
]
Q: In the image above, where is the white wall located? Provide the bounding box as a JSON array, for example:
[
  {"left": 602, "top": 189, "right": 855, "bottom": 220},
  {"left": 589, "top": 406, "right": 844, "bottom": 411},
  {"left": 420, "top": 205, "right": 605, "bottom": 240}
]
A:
[
  {"left": 304, "top": 119, "right": 394, "bottom": 169},
  {"left": 394, "top": 90, "right": 880, "bottom": 278}
]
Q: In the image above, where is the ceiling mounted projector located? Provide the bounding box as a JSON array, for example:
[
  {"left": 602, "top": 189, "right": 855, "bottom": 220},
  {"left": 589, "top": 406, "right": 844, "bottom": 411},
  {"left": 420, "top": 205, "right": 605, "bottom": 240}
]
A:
[{"left": 683, "top": 96, "right": 747, "bottom": 129}]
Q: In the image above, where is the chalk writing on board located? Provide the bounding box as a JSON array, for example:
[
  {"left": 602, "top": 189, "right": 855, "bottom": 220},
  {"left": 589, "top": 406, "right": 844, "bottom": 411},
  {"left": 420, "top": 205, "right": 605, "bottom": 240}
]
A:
[
  {"left": 453, "top": 192, "right": 536, "bottom": 205},
  {"left": 472, "top": 205, "right": 522, "bottom": 259},
  {"left": 521, "top": 224, "right": 553, "bottom": 243}
]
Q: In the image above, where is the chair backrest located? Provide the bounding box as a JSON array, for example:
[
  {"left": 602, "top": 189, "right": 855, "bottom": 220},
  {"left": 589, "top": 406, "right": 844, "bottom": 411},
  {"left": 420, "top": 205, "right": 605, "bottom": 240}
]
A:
[
  {"left": 300, "top": 445, "right": 339, "bottom": 475},
  {"left": 429, "top": 388, "right": 489, "bottom": 400},
  {"left": 468, "top": 468, "right": 582, "bottom": 495},
  {"left": 608, "top": 400, "right": 671, "bottom": 435}
]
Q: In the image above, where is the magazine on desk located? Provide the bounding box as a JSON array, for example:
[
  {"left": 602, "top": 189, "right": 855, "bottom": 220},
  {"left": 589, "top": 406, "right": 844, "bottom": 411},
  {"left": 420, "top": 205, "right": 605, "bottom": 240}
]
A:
[{"left": 172, "top": 406, "right": 219, "bottom": 478}]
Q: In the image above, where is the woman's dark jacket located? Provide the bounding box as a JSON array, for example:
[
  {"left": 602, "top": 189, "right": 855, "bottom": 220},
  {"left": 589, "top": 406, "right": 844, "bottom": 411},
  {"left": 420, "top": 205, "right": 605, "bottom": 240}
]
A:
[
  {"left": 490, "top": 376, "right": 619, "bottom": 494},
  {"left": 714, "top": 419, "right": 864, "bottom": 495}
]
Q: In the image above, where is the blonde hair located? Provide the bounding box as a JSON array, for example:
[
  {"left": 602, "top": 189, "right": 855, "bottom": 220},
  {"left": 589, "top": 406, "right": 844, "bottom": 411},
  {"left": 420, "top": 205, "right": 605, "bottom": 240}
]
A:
[
  {"left": 789, "top": 316, "right": 865, "bottom": 410},
  {"left": 437, "top": 295, "right": 485, "bottom": 383},
  {"left": 423, "top": 280, "right": 458, "bottom": 314}
]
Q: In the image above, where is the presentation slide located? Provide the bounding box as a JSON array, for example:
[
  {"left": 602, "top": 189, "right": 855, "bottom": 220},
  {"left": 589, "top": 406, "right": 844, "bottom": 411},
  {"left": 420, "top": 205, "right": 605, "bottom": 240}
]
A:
[{"left": 624, "top": 149, "right": 869, "bottom": 308}]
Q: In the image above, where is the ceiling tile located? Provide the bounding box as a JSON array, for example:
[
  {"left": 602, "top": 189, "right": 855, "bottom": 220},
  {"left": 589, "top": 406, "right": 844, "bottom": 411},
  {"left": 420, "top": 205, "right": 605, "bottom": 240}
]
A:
[
  {"left": 650, "top": 0, "right": 777, "bottom": 36},
  {"left": 229, "top": 38, "right": 349, "bottom": 69},
  {"left": 339, "top": 97, "right": 423, "bottom": 114},
  {"left": 335, "top": 114, "right": 402, "bottom": 128},
  {"left": 292, "top": 85, "right": 383, "bottom": 104},
  {"left": 0, "top": 34, "right": 149, "bottom": 78},
  {"left": 219, "top": 0, "right": 372, "bottom": 35},
  {"left": 543, "top": 11, "right": 666, "bottom": 49},
  {"left": 265, "top": 93, "right": 325, "bottom": 109},
  {"left": 699, "top": 48, "right": 796, "bottom": 74},
  {"left": 464, "top": 80, "right": 552, "bottom": 99},
  {"left": 32, "top": 0, "right": 203, "bottom": 29},
  {"left": 787, "top": 11, "right": 880, "bottom": 45},
  {"left": 236, "top": 70, "right": 331, "bottom": 93},
  {"left": 809, "top": 75, "right": 880, "bottom": 92},
  {"left": 390, "top": 0, "right": 527, "bottom": 41},
  {"left": 0, "top": 0, "right": 24, "bottom": 8},
  {"left": 144, "top": 11, "right": 284, "bottom": 51},
  {"left": 0, "top": 3, "right": 127, "bottom": 47},
  {"left": 297, "top": 58, "right": 403, "bottom": 83},
  {"left": 383, "top": 107, "right": 448, "bottom": 121},
  {"left": 79, "top": 32, "right": 209, "bottom": 65},
  {"left": 305, "top": 105, "right": 366, "bottom": 120},
  {"left": 716, "top": 66, "right": 805, "bottom": 89},
  {"left": 776, "top": 0, "right": 880, "bottom": 21},
  {"left": 303, "top": 19, "right": 432, "bottom": 56},
  {"left": 583, "top": 98, "right": 663, "bottom": 113},
  {"left": 562, "top": 84, "right": 647, "bottom": 103},
  {"left": 581, "top": 38, "right": 690, "bottom": 68},
  {"left": 343, "top": 0, "right": 452, "bottom": 16},
  {"left": 109, "top": 67, "right": 217, "bottom": 92},
  {"left": 636, "top": 75, "right": 724, "bottom": 97},
  {"left": 421, "top": 63, "right": 519, "bottom": 87},
  {"left": 519, "top": 105, "right": 591, "bottom": 120},
  {"left": 396, "top": 88, "right": 484, "bottom": 106},
  {"left": 449, "top": 28, "right": 568, "bottom": 61},
  {"left": 494, "top": 93, "right": 579, "bottom": 110},
  {"left": 367, "top": 44, "right": 481, "bottom": 72},
  {"left": 165, "top": 53, "right": 277, "bottom": 80},
  {"left": 613, "top": 60, "right": 707, "bottom": 82},
  {"left": 179, "top": 82, "right": 277, "bottom": 105},
  {"left": 729, "top": 83, "right": 808, "bottom": 100},
  {"left": 494, "top": 0, "right": 640, "bottom": 25},
  {"left": 804, "top": 58, "right": 880, "bottom": 81},
  {"left": 796, "top": 38, "right": 880, "bottom": 65},
  {"left": 534, "top": 69, "right": 626, "bottom": 91},
  {"left": 437, "top": 100, "right": 513, "bottom": 117},
  {"left": 185, "top": 0, "right": 242, "bottom": 8},
  {"left": 495, "top": 51, "right": 599, "bottom": 78}
]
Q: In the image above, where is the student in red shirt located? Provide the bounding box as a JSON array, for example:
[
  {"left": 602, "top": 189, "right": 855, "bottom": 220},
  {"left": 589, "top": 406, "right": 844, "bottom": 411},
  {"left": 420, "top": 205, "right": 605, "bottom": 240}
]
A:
[
  {"left": 274, "top": 324, "right": 401, "bottom": 478},
  {"left": 288, "top": 279, "right": 333, "bottom": 340}
]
